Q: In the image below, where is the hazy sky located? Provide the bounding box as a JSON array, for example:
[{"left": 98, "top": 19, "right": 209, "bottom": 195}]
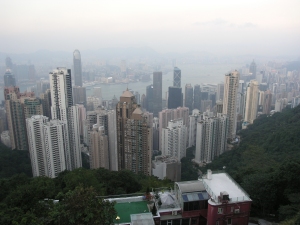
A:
[{"left": 1, "top": 0, "right": 300, "bottom": 56}]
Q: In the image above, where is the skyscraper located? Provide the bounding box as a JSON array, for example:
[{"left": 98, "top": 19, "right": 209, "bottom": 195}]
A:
[
  {"left": 263, "top": 90, "right": 272, "bottom": 114},
  {"left": 4, "top": 69, "right": 16, "bottom": 87},
  {"left": 193, "top": 84, "right": 201, "bottom": 110},
  {"left": 173, "top": 67, "right": 181, "bottom": 87},
  {"left": 49, "top": 67, "right": 82, "bottom": 170},
  {"left": 153, "top": 71, "right": 162, "bottom": 117},
  {"left": 216, "top": 83, "right": 224, "bottom": 101},
  {"left": 116, "top": 89, "right": 152, "bottom": 175},
  {"left": 73, "top": 86, "right": 87, "bottom": 106},
  {"left": 223, "top": 71, "right": 239, "bottom": 139},
  {"left": 168, "top": 86, "right": 182, "bottom": 109},
  {"left": 184, "top": 84, "right": 193, "bottom": 113},
  {"left": 73, "top": 49, "right": 83, "bottom": 87},
  {"left": 244, "top": 80, "right": 259, "bottom": 124},
  {"left": 249, "top": 60, "right": 256, "bottom": 79},
  {"left": 145, "top": 84, "right": 154, "bottom": 112}
]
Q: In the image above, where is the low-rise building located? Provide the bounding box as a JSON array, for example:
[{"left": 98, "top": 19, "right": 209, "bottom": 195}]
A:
[{"left": 152, "top": 155, "right": 181, "bottom": 182}]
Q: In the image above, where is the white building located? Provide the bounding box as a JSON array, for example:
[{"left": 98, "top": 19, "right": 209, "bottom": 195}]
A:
[
  {"left": 26, "top": 115, "right": 69, "bottom": 178},
  {"left": 161, "top": 119, "right": 187, "bottom": 161},
  {"left": 0, "top": 130, "right": 11, "bottom": 148},
  {"left": 188, "top": 109, "right": 201, "bottom": 148},
  {"left": 195, "top": 114, "right": 228, "bottom": 164},
  {"left": 152, "top": 155, "right": 181, "bottom": 182}
]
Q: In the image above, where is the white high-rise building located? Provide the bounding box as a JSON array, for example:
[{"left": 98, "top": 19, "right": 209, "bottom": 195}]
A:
[
  {"left": 244, "top": 80, "right": 259, "bottom": 124},
  {"left": 223, "top": 71, "right": 239, "bottom": 139},
  {"left": 26, "top": 115, "right": 69, "bottom": 178},
  {"left": 26, "top": 115, "right": 49, "bottom": 177},
  {"left": 49, "top": 67, "right": 82, "bottom": 171},
  {"left": 161, "top": 119, "right": 187, "bottom": 161},
  {"left": 195, "top": 113, "right": 228, "bottom": 164}
]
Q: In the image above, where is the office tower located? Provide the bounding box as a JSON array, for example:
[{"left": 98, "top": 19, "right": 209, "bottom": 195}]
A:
[
  {"left": 73, "top": 86, "right": 87, "bottom": 106},
  {"left": 188, "top": 109, "right": 201, "bottom": 148},
  {"left": 4, "top": 69, "right": 16, "bottom": 87},
  {"left": 173, "top": 67, "right": 181, "bottom": 87},
  {"left": 195, "top": 113, "right": 228, "bottom": 163},
  {"left": 249, "top": 60, "right": 256, "bottom": 79},
  {"left": 184, "top": 84, "right": 193, "bottom": 113},
  {"left": 223, "top": 71, "right": 239, "bottom": 139},
  {"left": 40, "top": 89, "right": 52, "bottom": 119},
  {"left": 90, "top": 125, "right": 109, "bottom": 169},
  {"left": 134, "top": 91, "right": 140, "bottom": 104},
  {"left": 244, "top": 80, "right": 259, "bottom": 124},
  {"left": 153, "top": 71, "right": 162, "bottom": 117},
  {"left": 116, "top": 90, "right": 152, "bottom": 175},
  {"left": 161, "top": 119, "right": 187, "bottom": 161},
  {"left": 73, "top": 49, "right": 83, "bottom": 87},
  {"left": 193, "top": 84, "right": 201, "bottom": 110},
  {"left": 216, "top": 83, "right": 224, "bottom": 101},
  {"left": 168, "top": 87, "right": 182, "bottom": 109},
  {"left": 49, "top": 67, "right": 81, "bottom": 170},
  {"left": 145, "top": 84, "right": 154, "bottom": 112},
  {"left": 4, "top": 87, "right": 36, "bottom": 150},
  {"left": 201, "top": 100, "right": 212, "bottom": 112},
  {"left": 5, "top": 57, "right": 13, "bottom": 69},
  {"left": 237, "top": 80, "right": 245, "bottom": 117}
]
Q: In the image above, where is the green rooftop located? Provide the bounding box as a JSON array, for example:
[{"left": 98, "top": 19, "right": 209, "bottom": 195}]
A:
[{"left": 114, "top": 201, "right": 149, "bottom": 223}]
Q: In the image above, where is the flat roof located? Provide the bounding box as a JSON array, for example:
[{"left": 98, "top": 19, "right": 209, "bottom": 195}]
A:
[
  {"left": 114, "top": 201, "right": 149, "bottom": 224},
  {"left": 201, "top": 172, "right": 251, "bottom": 204}
]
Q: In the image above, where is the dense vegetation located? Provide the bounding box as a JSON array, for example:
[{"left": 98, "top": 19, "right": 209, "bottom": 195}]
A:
[
  {"left": 0, "top": 166, "right": 173, "bottom": 225},
  {"left": 200, "top": 106, "right": 300, "bottom": 223}
]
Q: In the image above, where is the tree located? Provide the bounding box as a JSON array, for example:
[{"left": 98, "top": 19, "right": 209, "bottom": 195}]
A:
[{"left": 49, "top": 185, "right": 117, "bottom": 225}]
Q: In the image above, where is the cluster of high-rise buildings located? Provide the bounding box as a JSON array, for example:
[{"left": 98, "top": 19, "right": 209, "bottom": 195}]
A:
[{"left": 1, "top": 53, "right": 300, "bottom": 181}]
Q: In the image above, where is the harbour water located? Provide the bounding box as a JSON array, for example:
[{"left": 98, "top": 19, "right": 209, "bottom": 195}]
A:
[{"left": 1, "top": 63, "right": 244, "bottom": 102}]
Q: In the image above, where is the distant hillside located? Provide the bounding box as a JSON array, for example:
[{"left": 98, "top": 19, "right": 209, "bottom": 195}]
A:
[{"left": 203, "top": 105, "right": 300, "bottom": 222}]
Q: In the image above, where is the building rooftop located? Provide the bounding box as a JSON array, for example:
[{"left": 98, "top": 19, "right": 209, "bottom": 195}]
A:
[
  {"left": 200, "top": 171, "right": 251, "bottom": 204},
  {"left": 121, "top": 89, "right": 134, "bottom": 98}
]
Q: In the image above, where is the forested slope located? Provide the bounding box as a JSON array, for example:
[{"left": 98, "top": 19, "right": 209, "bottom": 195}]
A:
[{"left": 203, "top": 105, "right": 300, "bottom": 223}]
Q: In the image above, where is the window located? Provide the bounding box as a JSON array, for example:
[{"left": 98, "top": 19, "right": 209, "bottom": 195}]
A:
[
  {"left": 227, "top": 218, "right": 232, "bottom": 225},
  {"left": 218, "top": 207, "right": 223, "bottom": 214}
]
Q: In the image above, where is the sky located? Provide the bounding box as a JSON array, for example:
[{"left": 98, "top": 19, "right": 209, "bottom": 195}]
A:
[{"left": 1, "top": 0, "right": 300, "bottom": 56}]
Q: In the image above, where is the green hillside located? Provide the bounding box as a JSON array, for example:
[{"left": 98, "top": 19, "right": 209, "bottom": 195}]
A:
[{"left": 202, "top": 105, "right": 300, "bottom": 223}]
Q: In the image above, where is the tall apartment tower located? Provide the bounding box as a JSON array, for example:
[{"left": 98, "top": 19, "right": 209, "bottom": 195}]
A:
[
  {"left": 4, "top": 69, "right": 16, "bottom": 87},
  {"left": 173, "top": 67, "right": 181, "bottom": 88},
  {"left": 26, "top": 116, "right": 69, "bottom": 178},
  {"left": 116, "top": 89, "right": 152, "bottom": 175},
  {"left": 73, "top": 49, "right": 83, "bottom": 87},
  {"left": 223, "top": 71, "right": 240, "bottom": 139},
  {"left": 90, "top": 125, "right": 109, "bottom": 170},
  {"left": 195, "top": 114, "right": 228, "bottom": 163},
  {"left": 188, "top": 109, "right": 201, "bottom": 148},
  {"left": 153, "top": 71, "right": 162, "bottom": 117},
  {"left": 184, "top": 84, "right": 193, "bottom": 113},
  {"left": 161, "top": 119, "right": 187, "bottom": 161},
  {"left": 244, "top": 80, "right": 259, "bottom": 124},
  {"left": 49, "top": 67, "right": 82, "bottom": 170},
  {"left": 193, "top": 84, "right": 201, "bottom": 110},
  {"left": 263, "top": 90, "right": 272, "bottom": 114},
  {"left": 4, "top": 87, "right": 38, "bottom": 150}
]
